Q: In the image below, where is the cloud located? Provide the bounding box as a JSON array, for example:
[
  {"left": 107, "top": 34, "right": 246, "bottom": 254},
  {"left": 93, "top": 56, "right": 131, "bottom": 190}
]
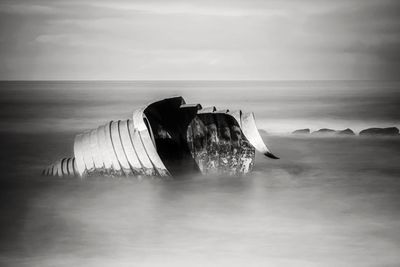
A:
[
  {"left": 0, "top": 3, "right": 55, "bottom": 15},
  {"left": 87, "top": 1, "right": 288, "bottom": 17},
  {"left": 0, "top": 0, "right": 399, "bottom": 80}
]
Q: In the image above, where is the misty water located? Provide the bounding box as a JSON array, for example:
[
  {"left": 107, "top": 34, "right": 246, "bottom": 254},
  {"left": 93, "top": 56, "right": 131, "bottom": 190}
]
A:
[{"left": 1, "top": 81, "right": 400, "bottom": 266}]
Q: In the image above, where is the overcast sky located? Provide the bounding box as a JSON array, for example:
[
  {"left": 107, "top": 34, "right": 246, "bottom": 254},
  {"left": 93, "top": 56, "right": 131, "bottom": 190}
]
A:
[{"left": 0, "top": 0, "right": 399, "bottom": 80}]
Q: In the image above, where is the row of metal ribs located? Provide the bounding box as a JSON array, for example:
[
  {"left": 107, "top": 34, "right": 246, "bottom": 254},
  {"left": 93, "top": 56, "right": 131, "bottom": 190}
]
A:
[
  {"left": 43, "top": 96, "right": 277, "bottom": 178},
  {"left": 43, "top": 157, "right": 77, "bottom": 177},
  {"left": 73, "top": 119, "right": 167, "bottom": 177}
]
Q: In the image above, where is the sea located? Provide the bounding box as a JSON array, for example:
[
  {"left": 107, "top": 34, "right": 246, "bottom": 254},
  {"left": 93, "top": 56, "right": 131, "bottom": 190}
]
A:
[{"left": 0, "top": 80, "right": 399, "bottom": 266}]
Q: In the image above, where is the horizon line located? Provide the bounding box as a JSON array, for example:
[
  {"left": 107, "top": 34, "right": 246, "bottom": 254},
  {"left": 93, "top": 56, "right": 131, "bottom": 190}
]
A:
[{"left": 1, "top": 79, "right": 399, "bottom": 82}]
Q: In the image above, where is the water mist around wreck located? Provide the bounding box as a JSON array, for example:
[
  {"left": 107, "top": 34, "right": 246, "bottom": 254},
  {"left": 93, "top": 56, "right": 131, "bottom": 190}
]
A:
[{"left": 1, "top": 80, "right": 400, "bottom": 266}]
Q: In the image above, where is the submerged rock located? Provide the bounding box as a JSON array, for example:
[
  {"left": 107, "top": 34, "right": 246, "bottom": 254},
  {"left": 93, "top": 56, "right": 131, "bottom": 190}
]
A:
[
  {"left": 292, "top": 128, "right": 310, "bottom": 134},
  {"left": 311, "top": 128, "right": 337, "bottom": 135},
  {"left": 359, "top": 127, "right": 399, "bottom": 136},
  {"left": 336, "top": 128, "right": 355, "bottom": 135}
]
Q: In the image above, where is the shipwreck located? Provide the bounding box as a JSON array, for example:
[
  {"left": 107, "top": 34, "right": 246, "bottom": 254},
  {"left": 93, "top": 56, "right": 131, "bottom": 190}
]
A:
[{"left": 43, "top": 96, "right": 278, "bottom": 178}]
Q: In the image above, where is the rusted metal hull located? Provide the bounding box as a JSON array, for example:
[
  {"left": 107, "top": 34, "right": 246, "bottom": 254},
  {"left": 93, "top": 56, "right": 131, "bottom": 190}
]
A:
[{"left": 44, "top": 96, "right": 277, "bottom": 178}]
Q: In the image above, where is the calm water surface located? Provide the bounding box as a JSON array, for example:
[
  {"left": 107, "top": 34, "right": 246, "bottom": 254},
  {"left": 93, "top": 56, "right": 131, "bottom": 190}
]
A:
[
  {"left": 0, "top": 81, "right": 399, "bottom": 266},
  {"left": 1, "top": 80, "right": 399, "bottom": 133}
]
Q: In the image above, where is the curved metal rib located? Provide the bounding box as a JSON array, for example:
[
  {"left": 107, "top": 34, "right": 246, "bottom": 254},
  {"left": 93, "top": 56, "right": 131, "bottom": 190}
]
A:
[
  {"left": 55, "top": 160, "right": 63, "bottom": 177},
  {"left": 128, "top": 119, "right": 156, "bottom": 176},
  {"left": 81, "top": 131, "right": 95, "bottom": 171},
  {"left": 61, "top": 158, "right": 68, "bottom": 175},
  {"left": 132, "top": 107, "right": 170, "bottom": 177},
  {"left": 104, "top": 121, "right": 122, "bottom": 172},
  {"left": 50, "top": 165, "right": 56, "bottom": 176},
  {"left": 240, "top": 112, "right": 279, "bottom": 159},
  {"left": 73, "top": 134, "right": 86, "bottom": 176},
  {"left": 111, "top": 120, "right": 132, "bottom": 174},
  {"left": 227, "top": 110, "right": 242, "bottom": 128},
  {"left": 43, "top": 157, "right": 77, "bottom": 177},
  {"left": 89, "top": 129, "right": 103, "bottom": 169},
  {"left": 96, "top": 125, "right": 112, "bottom": 170},
  {"left": 67, "top": 158, "right": 73, "bottom": 175},
  {"left": 119, "top": 119, "right": 142, "bottom": 174}
]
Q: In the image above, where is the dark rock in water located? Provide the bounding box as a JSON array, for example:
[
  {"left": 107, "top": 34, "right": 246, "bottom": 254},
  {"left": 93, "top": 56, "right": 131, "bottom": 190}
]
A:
[
  {"left": 336, "top": 128, "right": 355, "bottom": 135},
  {"left": 292, "top": 128, "right": 310, "bottom": 134},
  {"left": 311, "top": 128, "right": 337, "bottom": 135},
  {"left": 359, "top": 127, "right": 399, "bottom": 136}
]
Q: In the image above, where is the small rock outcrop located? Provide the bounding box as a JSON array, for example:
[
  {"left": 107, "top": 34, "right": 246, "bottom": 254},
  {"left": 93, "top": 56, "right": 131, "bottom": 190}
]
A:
[
  {"left": 292, "top": 128, "right": 310, "bottom": 134},
  {"left": 336, "top": 128, "right": 355, "bottom": 135},
  {"left": 359, "top": 127, "right": 399, "bottom": 136},
  {"left": 311, "top": 128, "right": 336, "bottom": 135}
]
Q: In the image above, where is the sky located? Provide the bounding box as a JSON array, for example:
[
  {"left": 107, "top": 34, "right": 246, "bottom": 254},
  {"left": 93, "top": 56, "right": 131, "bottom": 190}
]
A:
[{"left": 0, "top": 0, "right": 399, "bottom": 80}]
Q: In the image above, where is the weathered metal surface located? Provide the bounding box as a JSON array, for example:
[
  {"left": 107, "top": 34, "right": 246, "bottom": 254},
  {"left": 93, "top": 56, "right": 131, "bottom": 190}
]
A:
[
  {"left": 45, "top": 157, "right": 78, "bottom": 177},
  {"left": 54, "top": 160, "right": 61, "bottom": 177},
  {"left": 73, "top": 134, "right": 86, "bottom": 176},
  {"left": 44, "top": 96, "right": 277, "bottom": 178},
  {"left": 61, "top": 158, "right": 68, "bottom": 175},
  {"left": 132, "top": 107, "right": 170, "bottom": 177},
  {"left": 197, "top": 106, "right": 216, "bottom": 114},
  {"left": 187, "top": 116, "right": 207, "bottom": 172},
  {"left": 187, "top": 112, "right": 255, "bottom": 175},
  {"left": 216, "top": 114, "right": 233, "bottom": 173},
  {"left": 96, "top": 125, "right": 112, "bottom": 170},
  {"left": 67, "top": 158, "right": 74, "bottom": 175},
  {"left": 90, "top": 129, "right": 103, "bottom": 169},
  {"left": 227, "top": 110, "right": 242, "bottom": 127},
  {"left": 240, "top": 112, "right": 279, "bottom": 159},
  {"left": 104, "top": 121, "right": 122, "bottom": 174},
  {"left": 119, "top": 120, "right": 142, "bottom": 174},
  {"left": 111, "top": 120, "right": 132, "bottom": 174},
  {"left": 229, "top": 123, "right": 242, "bottom": 175},
  {"left": 81, "top": 130, "right": 95, "bottom": 172},
  {"left": 128, "top": 119, "right": 156, "bottom": 176}
]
